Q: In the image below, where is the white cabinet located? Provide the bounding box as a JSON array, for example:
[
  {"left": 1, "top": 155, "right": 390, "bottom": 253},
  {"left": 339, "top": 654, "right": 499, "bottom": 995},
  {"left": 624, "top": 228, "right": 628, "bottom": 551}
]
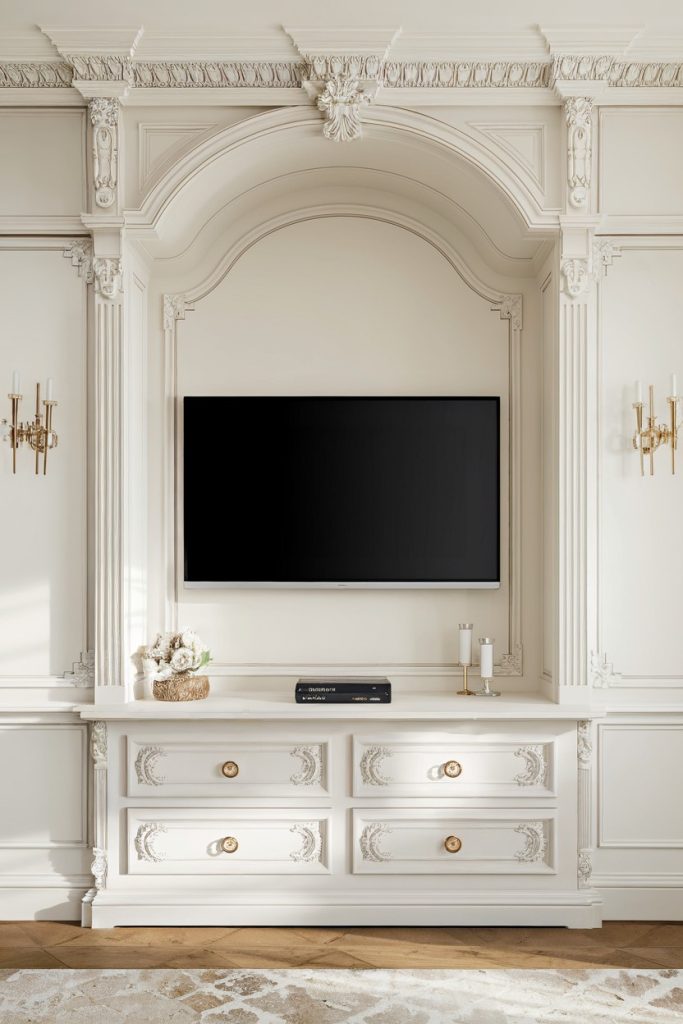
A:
[{"left": 82, "top": 709, "right": 600, "bottom": 928}]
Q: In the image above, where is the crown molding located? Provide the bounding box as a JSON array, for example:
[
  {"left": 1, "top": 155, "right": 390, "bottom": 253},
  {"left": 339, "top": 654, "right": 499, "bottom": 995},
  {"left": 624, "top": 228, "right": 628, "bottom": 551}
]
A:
[
  {"left": 0, "top": 31, "right": 59, "bottom": 62},
  {"left": 540, "top": 25, "right": 643, "bottom": 55},
  {"left": 285, "top": 27, "right": 401, "bottom": 58},
  {"left": 40, "top": 27, "right": 144, "bottom": 58},
  {"left": 136, "top": 32, "right": 298, "bottom": 62}
]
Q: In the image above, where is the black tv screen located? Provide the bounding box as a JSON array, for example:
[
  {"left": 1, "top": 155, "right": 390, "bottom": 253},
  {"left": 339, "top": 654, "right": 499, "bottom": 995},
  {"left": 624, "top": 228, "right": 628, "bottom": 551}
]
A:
[{"left": 183, "top": 396, "right": 500, "bottom": 588}]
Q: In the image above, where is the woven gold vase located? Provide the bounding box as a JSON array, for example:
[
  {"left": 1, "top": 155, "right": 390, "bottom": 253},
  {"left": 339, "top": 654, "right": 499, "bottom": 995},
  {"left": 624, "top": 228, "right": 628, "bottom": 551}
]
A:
[{"left": 153, "top": 673, "right": 210, "bottom": 701}]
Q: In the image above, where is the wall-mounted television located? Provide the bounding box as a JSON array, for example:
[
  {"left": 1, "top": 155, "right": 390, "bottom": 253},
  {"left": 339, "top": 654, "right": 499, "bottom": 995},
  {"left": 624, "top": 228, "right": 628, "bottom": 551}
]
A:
[{"left": 183, "top": 396, "right": 500, "bottom": 588}]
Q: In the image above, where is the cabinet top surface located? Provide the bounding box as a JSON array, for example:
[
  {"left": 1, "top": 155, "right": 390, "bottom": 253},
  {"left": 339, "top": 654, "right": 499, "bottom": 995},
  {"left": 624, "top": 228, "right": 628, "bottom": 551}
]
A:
[{"left": 77, "top": 692, "right": 598, "bottom": 721}]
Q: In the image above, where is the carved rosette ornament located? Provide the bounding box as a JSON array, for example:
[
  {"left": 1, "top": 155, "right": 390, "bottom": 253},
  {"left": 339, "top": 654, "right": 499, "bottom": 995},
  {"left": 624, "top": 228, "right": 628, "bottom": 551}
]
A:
[
  {"left": 359, "top": 822, "right": 393, "bottom": 862},
  {"left": 290, "top": 746, "right": 323, "bottom": 786},
  {"left": 514, "top": 821, "right": 548, "bottom": 863},
  {"left": 318, "top": 75, "right": 371, "bottom": 142},
  {"left": 565, "top": 97, "right": 593, "bottom": 209},
  {"left": 514, "top": 745, "right": 548, "bottom": 787},
  {"left": 93, "top": 257, "right": 122, "bottom": 300},
  {"left": 289, "top": 822, "right": 323, "bottom": 863},
  {"left": 89, "top": 98, "right": 119, "bottom": 209}
]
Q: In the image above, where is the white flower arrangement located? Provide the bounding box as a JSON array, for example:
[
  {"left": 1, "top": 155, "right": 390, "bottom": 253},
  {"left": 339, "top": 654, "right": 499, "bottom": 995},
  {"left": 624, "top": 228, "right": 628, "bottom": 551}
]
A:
[{"left": 143, "top": 630, "right": 211, "bottom": 682}]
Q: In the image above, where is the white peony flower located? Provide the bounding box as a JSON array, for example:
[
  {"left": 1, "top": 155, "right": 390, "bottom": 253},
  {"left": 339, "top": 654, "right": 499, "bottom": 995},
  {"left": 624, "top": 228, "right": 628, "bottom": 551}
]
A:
[{"left": 171, "top": 647, "right": 195, "bottom": 674}]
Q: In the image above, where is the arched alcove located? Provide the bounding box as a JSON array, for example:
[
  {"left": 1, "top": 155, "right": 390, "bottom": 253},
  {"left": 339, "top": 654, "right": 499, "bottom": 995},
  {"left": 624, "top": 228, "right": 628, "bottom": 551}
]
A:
[{"left": 139, "top": 104, "right": 548, "bottom": 690}]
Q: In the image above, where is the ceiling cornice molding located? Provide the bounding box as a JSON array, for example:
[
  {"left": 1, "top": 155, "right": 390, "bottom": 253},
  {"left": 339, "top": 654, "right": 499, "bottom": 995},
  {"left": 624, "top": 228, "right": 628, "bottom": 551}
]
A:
[
  {"left": 40, "top": 26, "right": 144, "bottom": 58},
  {"left": 0, "top": 25, "right": 681, "bottom": 105}
]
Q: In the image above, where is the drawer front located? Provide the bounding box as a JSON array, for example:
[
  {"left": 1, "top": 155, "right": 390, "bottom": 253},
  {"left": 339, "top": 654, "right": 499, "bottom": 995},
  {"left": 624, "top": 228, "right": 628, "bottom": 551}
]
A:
[
  {"left": 128, "top": 808, "right": 330, "bottom": 875},
  {"left": 127, "top": 739, "right": 329, "bottom": 797},
  {"left": 353, "top": 809, "right": 555, "bottom": 874},
  {"left": 353, "top": 735, "right": 555, "bottom": 798}
]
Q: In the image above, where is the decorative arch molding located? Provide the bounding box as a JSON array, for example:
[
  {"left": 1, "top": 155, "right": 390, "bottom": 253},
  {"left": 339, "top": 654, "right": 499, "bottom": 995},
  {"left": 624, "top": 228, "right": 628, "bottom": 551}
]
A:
[
  {"left": 127, "top": 105, "right": 558, "bottom": 240},
  {"left": 162, "top": 204, "right": 523, "bottom": 676}
]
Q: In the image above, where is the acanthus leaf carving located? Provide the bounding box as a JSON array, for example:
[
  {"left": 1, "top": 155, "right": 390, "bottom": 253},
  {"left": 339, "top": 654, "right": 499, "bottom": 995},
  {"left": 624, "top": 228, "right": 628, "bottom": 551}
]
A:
[
  {"left": 577, "top": 720, "right": 593, "bottom": 766},
  {"left": 135, "top": 746, "right": 167, "bottom": 786},
  {"left": 93, "top": 257, "right": 122, "bottom": 300},
  {"left": 514, "top": 821, "right": 548, "bottom": 863},
  {"left": 498, "top": 643, "right": 523, "bottom": 676},
  {"left": 590, "top": 651, "right": 621, "bottom": 689},
  {"left": 592, "top": 240, "right": 621, "bottom": 280},
  {"left": 359, "top": 746, "right": 392, "bottom": 786},
  {"left": 290, "top": 745, "right": 323, "bottom": 786},
  {"left": 565, "top": 96, "right": 593, "bottom": 209},
  {"left": 359, "top": 822, "right": 393, "bottom": 862},
  {"left": 317, "top": 74, "right": 371, "bottom": 142},
  {"left": 578, "top": 848, "right": 593, "bottom": 887},
  {"left": 134, "top": 823, "right": 167, "bottom": 863},
  {"left": 64, "top": 649, "right": 95, "bottom": 688},
  {"left": 0, "top": 62, "right": 73, "bottom": 88},
  {"left": 514, "top": 745, "right": 548, "bottom": 787},
  {"left": 64, "top": 239, "right": 94, "bottom": 284},
  {"left": 90, "top": 721, "right": 107, "bottom": 770},
  {"left": 68, "top": 55, "right": 134, "bottom": 86},
  {"left": 89, "top": 98, "right": 119, "bottom": 209},
  {"left": 91, "top": 847, "right": 107, "bottom": 890},
  {"left": 497, "top": 294, "right": 523, "bottom": 332},
  {"left": 289, "top": 822, "right": 323, "bottom": 863},
  {"left": 561, "top": 257, "right": 590, "bottom": 298},
  {"left": 162, "top": 293, "right": 189, "bottom": 330}
]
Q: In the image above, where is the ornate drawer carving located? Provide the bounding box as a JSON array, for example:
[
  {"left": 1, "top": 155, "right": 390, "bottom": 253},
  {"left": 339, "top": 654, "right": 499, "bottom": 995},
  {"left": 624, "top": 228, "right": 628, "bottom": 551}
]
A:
[
  {"left": 353, "top": 809, "right": 555, "bottom": 875},
  {"left": 127, "top": 808, "right": 330, "bottom": 875},
  {"left": 353, "top": 735, "right": 555, "bottom": 798},
  {"left": 127, "top": 739, "right": 329, "bottom": 798}
]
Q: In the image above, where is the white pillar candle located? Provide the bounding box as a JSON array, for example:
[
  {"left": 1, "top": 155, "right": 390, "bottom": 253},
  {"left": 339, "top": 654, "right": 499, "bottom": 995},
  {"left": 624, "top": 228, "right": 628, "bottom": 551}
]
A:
[
  {"left": 479, "top": 638, "right": 494, "bottom": 679},
  {"left": 635, "top": 380, "right": 643, "bottom": 404},
  {"left": 671, "top": 373, "right": 678, "bottom": 398},
  {"left": 12, "top": 370, "right": 20, "bottom": 394},
  {"left": 46, "top": 377, "right": 54, "bottom": 401},
  {"left": 458, "top": 623, "right": 473, "bottom": 666}
]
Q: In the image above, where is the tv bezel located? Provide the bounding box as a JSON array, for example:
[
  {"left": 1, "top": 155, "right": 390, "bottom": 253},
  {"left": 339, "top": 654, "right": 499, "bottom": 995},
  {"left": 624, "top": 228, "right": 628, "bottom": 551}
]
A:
[{"left": 182, "top": 395, "right": 501, "bottom": 590}]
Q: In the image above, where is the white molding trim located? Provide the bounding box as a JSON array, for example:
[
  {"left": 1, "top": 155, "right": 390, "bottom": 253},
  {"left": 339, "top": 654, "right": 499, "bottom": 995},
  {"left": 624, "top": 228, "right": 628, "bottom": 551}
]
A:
[
  {"left": 90, "top": 722, "right": 107, "bottom": 891},
  {"left": 577, "top": 720, "right": 593, "bottom": 887},
  {"left": 164, "top": 204, "right": 524, "bottom": 676},
  {"left": 598, "top": 722, "right": 683, "bottom": 849}
]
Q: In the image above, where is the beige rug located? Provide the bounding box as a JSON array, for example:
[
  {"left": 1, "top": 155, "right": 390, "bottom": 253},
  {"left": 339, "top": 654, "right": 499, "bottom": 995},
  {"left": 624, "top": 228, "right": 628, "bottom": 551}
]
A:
[{"left": 1, "top": 968, "right": 681, "bottom": 1022}]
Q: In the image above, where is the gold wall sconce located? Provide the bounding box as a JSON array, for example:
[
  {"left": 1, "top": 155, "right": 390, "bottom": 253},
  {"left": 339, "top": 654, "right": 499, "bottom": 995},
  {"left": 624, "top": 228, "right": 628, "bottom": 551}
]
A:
[
  {"left": 3, "top": 372, "right": 58, "bottom": 475},
  {"left": 632, "top": 377, "right": 680, "bottom": 477}
]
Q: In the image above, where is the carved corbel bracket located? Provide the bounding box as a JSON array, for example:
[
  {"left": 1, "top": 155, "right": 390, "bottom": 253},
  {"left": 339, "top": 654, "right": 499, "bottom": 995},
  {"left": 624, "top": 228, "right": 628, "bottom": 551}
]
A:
[{"left": 163, "top": 293, "right": 192, "bottom": 330}]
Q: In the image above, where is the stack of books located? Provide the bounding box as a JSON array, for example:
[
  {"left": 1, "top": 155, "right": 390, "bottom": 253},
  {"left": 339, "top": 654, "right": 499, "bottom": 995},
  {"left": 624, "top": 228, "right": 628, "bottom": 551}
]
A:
[{"left": 295, "top": 678, "right": 392, "bottom": 704}]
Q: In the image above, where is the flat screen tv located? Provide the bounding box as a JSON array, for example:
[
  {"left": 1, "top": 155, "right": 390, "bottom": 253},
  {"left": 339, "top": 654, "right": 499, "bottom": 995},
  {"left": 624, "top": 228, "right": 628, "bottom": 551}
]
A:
[{"left": 183, "top": 396, "right": 500, "bottom": 588}]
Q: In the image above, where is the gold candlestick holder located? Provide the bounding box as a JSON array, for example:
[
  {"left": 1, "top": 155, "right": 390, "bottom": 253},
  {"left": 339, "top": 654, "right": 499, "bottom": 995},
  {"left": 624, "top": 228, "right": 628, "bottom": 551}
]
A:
[{"left": 457, "top": 663, "right": 475, "bottom": 696}]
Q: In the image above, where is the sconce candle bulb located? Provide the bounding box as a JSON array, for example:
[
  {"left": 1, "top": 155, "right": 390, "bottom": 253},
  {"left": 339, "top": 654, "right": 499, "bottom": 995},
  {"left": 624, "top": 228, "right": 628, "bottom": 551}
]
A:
[
  {"left": 476, "top": 637, "right": 500, "bottom": 697},
  {"left": 457, "top": 623, "right": 474, "bottom": 696}
]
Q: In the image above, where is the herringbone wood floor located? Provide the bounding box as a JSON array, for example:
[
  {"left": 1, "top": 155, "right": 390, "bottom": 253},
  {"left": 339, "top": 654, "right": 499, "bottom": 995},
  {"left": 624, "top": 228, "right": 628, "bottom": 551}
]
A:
[{"left": 1, "top": 921, "right": 683, "bottom": 969}]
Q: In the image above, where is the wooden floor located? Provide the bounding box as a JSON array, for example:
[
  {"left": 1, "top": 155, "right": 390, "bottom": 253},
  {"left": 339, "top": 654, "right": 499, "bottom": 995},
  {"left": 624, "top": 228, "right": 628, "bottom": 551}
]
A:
[{"left": 1, "top": 921, "right": 683, "bottom": 969}]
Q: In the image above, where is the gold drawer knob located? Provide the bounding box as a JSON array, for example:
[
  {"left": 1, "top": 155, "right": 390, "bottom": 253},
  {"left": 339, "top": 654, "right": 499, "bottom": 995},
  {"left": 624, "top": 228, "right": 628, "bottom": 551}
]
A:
[
  {"left": 443, "top": 760, "right": 462, "bottom": 778},
  {"left": 221, "top": 760, "right": 239, "bottom": 778},
  {"left": 221, "top": 836, "right": 239, "bottom": 854},
  {"left": 444, "top": 835, "right": 462, "bottom": 854}
]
